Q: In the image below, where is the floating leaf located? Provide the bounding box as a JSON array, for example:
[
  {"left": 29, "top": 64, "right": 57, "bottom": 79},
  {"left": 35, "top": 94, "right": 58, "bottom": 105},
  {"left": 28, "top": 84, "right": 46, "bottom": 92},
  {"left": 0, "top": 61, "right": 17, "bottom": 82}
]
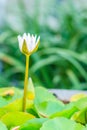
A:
[
  {"left": 50, "top": 106, "right": 78, "bottom": 119},
  {"left": 0, "top": 87, "right": 23, "bottom": 108},
  {"left": 70, "top": 93, "right": 87, "bottom": 102},
  {"left": 71, "top": 108, "right": 87, "bottom": 125},
  {"left": 3, "top": 98, "right": 33, "bottom": 111},
  {"left": 34, "top": 87, "right": 64, "bottom": 117},
  {"left": 0, "top": 98, "right": 33, "bottom": 118},
  {"left": 40, "top": 117, "right": 86, "bottom": 130},
  {"left": 34, "top": 87, "right": 58, "bottom": 104},
  {"left": 74, "top": 97, "right": 87, "bottom": 110},
  {"left": 19, "top": 118, "right": 48, "bottom": 130},
  {"left": 1, "top": 112, "right": 35, "bottom": 129},
  {"left": 0, "top": 121, "right": 8, "bottom": 130},
  {"left": 35, "top": 100, "right": 64, "bottom": 117},
  {"left": 0, "top": 97, "right": 9, "bottom": 108},
  {"left": 34, "top": 87, "right": 64, "bottom": 107}
]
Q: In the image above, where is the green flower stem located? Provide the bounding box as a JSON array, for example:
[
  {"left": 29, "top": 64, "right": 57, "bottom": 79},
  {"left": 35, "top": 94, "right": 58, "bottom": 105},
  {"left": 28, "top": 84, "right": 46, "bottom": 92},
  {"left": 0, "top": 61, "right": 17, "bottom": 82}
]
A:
[{"left": 23, "top": 55, "right": 29, "bottom": 112}]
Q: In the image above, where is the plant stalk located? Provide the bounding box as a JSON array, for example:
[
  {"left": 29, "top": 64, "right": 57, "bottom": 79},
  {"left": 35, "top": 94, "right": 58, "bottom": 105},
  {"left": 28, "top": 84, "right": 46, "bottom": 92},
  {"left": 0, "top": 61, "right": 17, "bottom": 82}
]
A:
[{"left": 23, "top": 55, "right": 29, "bottom": 112}]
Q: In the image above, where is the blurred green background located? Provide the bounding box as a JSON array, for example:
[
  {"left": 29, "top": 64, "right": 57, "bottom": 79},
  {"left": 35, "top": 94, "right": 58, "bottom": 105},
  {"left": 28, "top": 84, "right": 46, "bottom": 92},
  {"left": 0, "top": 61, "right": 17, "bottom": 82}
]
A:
[{"left": 0, "top": 0, "right": 87, "bottom": 90}]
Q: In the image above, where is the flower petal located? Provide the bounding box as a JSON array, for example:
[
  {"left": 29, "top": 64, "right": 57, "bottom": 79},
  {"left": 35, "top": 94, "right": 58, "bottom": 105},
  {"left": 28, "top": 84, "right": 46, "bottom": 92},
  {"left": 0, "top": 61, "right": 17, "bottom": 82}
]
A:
[
  {"left": 36, "top": 36, "right": 40, "bottom": 45},
  {"left": 18, "top": 33, "right": 40, "bottom": 55},
  {"left": 17, "top": 35, "right": 23, "bottom": 51}
]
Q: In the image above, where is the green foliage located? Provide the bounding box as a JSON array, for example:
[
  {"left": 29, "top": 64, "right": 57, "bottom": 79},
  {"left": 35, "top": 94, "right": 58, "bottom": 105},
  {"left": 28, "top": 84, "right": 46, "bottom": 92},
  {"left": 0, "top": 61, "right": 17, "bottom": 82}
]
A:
[
  {"left": 40, "top": 117, "right": 87, "bottom": 130},
  {"left": 19, "top": 118, "right": 48, "bottom": 130},
  {"left": 1, "top": 112, "right": 35, "bottom": 129},
  {"left": 0, "top": 0, "right": 87, "bottom": 89},
  {"left": 50, "top": 105, "right": 78, "bottom": 119},
  {"left": 0, "top": 121, "right": 8, "bottom": 130},
  {"left": 0, "top": 85, "right": 87, "bottom": 129},
  {"left": 71, "top": 108, "right": 87, "bottom": 125},
  {"left": 34, "top": 87, "right": 64, "bottom": 117}
]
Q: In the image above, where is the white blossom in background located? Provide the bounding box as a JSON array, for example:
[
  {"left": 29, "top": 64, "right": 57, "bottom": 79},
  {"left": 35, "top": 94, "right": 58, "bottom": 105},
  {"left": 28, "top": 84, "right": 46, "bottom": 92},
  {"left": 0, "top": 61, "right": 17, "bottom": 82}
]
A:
[{"left": 18, "top": 33, "right": 40, "bottom": 55}]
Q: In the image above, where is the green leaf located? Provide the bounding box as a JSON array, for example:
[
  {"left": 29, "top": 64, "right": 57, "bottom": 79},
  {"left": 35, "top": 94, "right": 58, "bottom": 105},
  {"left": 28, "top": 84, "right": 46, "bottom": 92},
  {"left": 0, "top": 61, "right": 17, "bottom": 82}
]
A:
[
  {"left": 0, "top": 97, "right": 9, "bottom": 108},
  {"left": 50, "top": 106, "right": 78, "bottom": 119},
  {"left": 71, "top": 108, "right": 87, "bottom": 125},
  {"left": 34, "top": 87, "right": 64, "bottom": 117},
  {"left": 1, "top": 112, "right": 35, "bottom": 129},
  {"left": 0, "top": 98, "right": 33, "bottom": 118},
  {"left": 0, "top": 121, "right": 8, "bottom": 130},
  {"left": 74, "top": 97, "right": 87, "bottom": 110},
  {"left": 40, "top": 117, "right": 86, "bottom": 130},
  {"left": 19, "top": 118, "right": 48, "bottom": 130},
  {"left": 34, "top": 87, "right": 58, "bottom": 104},
  {"left": 35, "top": 100, "right": 64, "bottom": 117},
  {"left": 0, "top": 87, "right": 23, "bottom": 108}
]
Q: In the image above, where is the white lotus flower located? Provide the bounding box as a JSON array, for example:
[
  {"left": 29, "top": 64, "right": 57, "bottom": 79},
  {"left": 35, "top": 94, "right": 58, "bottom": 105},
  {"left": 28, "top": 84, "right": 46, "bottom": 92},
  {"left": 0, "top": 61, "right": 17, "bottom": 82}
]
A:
[{"left": 18, "top": 33, "right": 40, "bottom": 55}]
